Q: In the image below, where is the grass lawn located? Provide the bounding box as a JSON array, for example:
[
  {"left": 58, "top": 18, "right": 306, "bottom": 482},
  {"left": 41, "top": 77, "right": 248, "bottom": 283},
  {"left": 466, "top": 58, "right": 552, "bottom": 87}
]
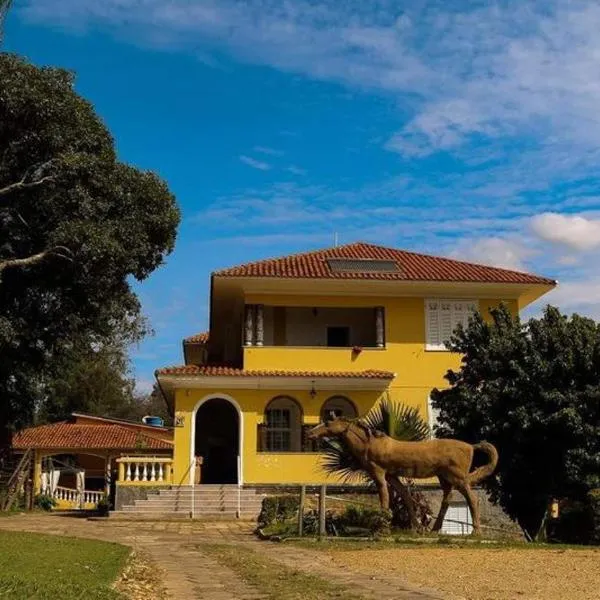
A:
[
  {"left": 202, "top": 543, "right": 365, "bottom": 600},
  {"left": 0, "top": 530, "right": 129, "bottom": 600}
]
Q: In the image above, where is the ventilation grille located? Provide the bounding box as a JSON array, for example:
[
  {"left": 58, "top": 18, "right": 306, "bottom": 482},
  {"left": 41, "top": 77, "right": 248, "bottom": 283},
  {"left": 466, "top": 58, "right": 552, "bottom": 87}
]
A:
[{"left": 326, "top": 258, "right": 401, "bottom": 273}]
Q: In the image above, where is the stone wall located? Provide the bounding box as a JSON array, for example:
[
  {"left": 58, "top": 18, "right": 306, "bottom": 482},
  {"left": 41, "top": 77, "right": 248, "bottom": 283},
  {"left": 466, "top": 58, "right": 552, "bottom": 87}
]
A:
[{"left": 114, "top": 485, "right": 168, "bottom": 510}]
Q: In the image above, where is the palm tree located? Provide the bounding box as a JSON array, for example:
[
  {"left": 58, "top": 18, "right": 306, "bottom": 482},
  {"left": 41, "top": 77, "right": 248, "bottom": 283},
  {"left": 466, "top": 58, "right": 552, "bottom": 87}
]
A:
[{"left": 320, "top": 394, "right": 433, "bottom": 528}]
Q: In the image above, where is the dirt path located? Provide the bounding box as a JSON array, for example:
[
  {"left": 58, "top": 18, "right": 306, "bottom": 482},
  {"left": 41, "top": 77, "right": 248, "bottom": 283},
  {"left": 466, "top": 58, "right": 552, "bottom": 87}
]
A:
[
  {"left": 0, "top": 514, "right": 445, "bottom": 600},
  {"left": 323, "top": 546, "right": 600, "bottom": 600}
]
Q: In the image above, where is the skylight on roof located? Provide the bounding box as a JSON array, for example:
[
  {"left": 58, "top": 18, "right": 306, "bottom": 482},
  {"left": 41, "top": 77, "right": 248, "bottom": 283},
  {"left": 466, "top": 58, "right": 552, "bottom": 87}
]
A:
[{"left": 327, "top": 258, "right": 400, "bottom": 273}]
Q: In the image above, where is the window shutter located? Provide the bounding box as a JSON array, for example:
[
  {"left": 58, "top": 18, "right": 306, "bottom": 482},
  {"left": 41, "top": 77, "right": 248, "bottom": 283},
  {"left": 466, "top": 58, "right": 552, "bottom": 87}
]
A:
[
  {"left": 425, "top": 300, "right": 441, "bottom": 349},
  {"left": 257, "top": 424, "right": 267, "bottom": 452},
  {"left": 440, "top": 301, "right": 453, "bottom": 345}
]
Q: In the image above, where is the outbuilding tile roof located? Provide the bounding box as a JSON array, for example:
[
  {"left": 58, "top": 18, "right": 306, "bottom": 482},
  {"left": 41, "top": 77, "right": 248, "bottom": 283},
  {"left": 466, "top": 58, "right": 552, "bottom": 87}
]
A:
[
  {"left": 214, "top": 242, "right": 555, "bottom": 285},
  {"left": 155, "top": 364, "right": 395, "bottom": 379},
  {"left": 12, "top": 422, "right": 173, "bottom": 450},
  {"left": 183, "top": 331, "right": 209, "bottom": 344}
]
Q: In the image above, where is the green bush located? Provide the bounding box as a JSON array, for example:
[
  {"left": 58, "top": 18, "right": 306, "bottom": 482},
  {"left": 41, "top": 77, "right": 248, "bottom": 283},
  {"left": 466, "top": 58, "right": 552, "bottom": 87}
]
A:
[
  {"left": 338, "top": 504, "right": 392, "bottom": 536},
  {"left": 34, "top": 494, "right": 56, "bottom": 512},
  {"left": 96, "top": 495, "right": 110, "bottom": 516},
  {"left": 547, "top": 491, "right": 600, "bottom": 545},
  {"left": 257, "top": 495, "right": 300, "bottom": 527},
  {"left": 587, "top": 489, "right": 600, "bottom": 544}
]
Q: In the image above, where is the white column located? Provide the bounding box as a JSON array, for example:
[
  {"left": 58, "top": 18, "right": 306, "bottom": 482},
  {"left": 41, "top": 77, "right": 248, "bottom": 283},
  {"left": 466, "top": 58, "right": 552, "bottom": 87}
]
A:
[
  {"left": 255, "top": 304, "right": 264, "bottom": 346},
  {"left": 375, "top": 306, "right": 385, "bottom": 348},
  {"left": 244, "top": 304, "right": 254, "bottom": 346}
]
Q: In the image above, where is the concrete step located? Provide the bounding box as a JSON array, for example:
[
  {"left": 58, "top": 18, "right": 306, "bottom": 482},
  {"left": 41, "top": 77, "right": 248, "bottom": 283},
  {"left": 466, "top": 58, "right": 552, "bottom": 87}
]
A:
[
  {"left": 121, "top": 500, "right": 263, "bottom": 509},
  {"left": 110, "top": 511, "right": 258, "bottom": 521}
]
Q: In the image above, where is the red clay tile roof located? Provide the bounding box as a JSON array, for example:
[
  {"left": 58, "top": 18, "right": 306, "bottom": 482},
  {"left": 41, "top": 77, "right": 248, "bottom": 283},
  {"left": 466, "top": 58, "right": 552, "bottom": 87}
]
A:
[
  {"left": 12, "top": 422, "right": 173, "bottom": 450},
  {"left": 183, "top": 331, "right": 209, "bottom": 344},
  {"left": 155, "top": 365, "right": 395, "bottom": 379},
  {"left": 214, "top": 242, "right": 555, "bottom": 285}
]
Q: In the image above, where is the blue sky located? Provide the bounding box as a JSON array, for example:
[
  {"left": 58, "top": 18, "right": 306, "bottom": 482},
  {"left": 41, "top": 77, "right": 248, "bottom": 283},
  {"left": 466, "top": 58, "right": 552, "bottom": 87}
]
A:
[{"left": 5, "top": 1, "right": 600, "bottom": 391}]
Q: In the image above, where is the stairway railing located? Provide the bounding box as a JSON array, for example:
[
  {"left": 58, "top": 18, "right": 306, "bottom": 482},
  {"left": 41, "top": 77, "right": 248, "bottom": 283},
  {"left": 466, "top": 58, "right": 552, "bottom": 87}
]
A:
[{"left": 1, "top": 448, "right": 33, "bottom": 511}]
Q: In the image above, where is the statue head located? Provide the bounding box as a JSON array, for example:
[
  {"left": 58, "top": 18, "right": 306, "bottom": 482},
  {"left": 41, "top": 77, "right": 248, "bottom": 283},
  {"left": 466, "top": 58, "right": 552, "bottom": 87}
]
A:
[{"left": 307, "top": 414, "right": 351, "bottom": 440}]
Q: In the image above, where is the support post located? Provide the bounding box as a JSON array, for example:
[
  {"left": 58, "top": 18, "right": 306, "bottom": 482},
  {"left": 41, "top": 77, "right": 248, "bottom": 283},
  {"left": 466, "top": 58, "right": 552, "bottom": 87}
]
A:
[
  {"left": 319, "top": 485, "right": 326, "bottom": 540},
  {"left": 105, "top": 455, "right": 112, "bottom": 497},
  {"left": 298, "top": 485, "right": 306, "bottom": 537},
  {"left": 244, "top": 304, "right": 255, "bottom": 346},
  {"left": 255, "top": 304, "right": 264, "bottom": 346},
  {"left": 375, "top": 306, "right": 385, "bottom": 348}
]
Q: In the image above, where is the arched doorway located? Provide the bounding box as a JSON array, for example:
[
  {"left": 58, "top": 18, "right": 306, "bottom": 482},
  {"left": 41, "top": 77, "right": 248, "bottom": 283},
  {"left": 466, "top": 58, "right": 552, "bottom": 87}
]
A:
[{"left": 194, "top": 398, "right": 239, "bottom": 484}]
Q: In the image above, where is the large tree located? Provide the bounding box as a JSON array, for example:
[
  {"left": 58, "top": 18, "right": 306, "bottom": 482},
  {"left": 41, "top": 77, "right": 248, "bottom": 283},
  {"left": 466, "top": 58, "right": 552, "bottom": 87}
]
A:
[
  {"left": 431, "top": 304, "right": 600, "bottom": 539},
  {"left": 0, "top": 54, "right": 179, "bottom": 444},
  {"left": 39, "top": 338, "right": 171, "bottom": 426}
]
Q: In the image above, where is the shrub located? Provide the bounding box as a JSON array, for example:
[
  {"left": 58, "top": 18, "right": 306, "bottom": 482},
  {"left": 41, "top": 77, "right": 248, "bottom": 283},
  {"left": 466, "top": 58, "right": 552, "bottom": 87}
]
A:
[
  {"left": 338, "top": 504, "right": 392, "bottom": 536},
  {"left": 34, "top": 494, "right": 57, "bottom": 511},
  {"left": 96, "top": 495, "right": 110, "bottom": 516},
  {"left": 587, "top": 489, "right": 600, "bottom": 544},
  {"left": 257, "top": 495, "right": 300, "bottom": 527}
]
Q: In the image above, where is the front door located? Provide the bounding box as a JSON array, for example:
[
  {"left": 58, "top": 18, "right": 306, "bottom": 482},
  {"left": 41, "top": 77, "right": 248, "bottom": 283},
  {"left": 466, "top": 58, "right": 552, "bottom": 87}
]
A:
[{"left": 194, "top": 398, "right": 239, "bottom": 484}]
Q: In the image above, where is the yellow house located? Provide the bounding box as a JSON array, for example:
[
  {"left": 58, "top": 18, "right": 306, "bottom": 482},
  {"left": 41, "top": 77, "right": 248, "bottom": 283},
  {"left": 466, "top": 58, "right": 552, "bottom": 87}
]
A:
[{"left": 155, "top": 242, "right": 555, "bottom": 490}]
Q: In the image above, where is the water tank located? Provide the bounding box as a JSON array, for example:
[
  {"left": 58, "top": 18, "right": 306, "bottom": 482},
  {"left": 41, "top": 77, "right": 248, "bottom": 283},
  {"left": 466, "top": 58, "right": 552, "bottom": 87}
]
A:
[{"left": 142, "top": 415, "right": 164, "bottom": 427}]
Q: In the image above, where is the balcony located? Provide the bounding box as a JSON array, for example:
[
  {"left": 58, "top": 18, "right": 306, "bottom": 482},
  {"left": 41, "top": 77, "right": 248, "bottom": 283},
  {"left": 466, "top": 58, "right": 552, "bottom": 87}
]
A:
[{"left": 242, "top": 305, "right": 386, "bottom": 371}]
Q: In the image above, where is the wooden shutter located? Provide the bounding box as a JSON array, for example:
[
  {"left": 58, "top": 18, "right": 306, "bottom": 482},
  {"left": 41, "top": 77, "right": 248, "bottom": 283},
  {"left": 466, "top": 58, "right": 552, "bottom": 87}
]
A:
[
  {"left": 440, "top": 301, "right": 453, "bottom": 345},
  {"left": 425, "top": 300, "right": 441, "bottom": 350},
  {"left": 257, "top": 424, "right": 267, "bottom": 452}
]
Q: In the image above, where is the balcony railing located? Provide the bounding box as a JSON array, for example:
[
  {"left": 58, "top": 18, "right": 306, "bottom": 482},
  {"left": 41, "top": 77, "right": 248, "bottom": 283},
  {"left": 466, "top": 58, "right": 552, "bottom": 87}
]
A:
[{"left": 116, "top": 456, "right": 174, "bottom": 485}]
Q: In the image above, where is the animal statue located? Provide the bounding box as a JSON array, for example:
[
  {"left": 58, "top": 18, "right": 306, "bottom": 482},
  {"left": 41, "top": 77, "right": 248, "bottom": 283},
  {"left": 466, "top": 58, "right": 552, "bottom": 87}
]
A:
[{"left": 308, "top": 416, "right": 498, "bottom": 535}]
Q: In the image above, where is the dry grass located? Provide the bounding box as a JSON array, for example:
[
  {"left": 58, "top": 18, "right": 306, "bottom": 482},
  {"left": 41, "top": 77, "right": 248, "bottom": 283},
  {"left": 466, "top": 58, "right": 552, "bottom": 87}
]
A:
[
  {"left": 325, "top": 545, "right": 600, "bottom": 600},
  {"left": 114, "top": 550, "right": 170, "bottom": 600}
]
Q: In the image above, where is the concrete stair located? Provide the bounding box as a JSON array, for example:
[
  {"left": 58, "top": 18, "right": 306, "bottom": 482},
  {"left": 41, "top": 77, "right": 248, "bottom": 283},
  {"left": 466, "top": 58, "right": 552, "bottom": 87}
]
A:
[{"left": 113, "top": 485, "right": 265, "bottom": 520}]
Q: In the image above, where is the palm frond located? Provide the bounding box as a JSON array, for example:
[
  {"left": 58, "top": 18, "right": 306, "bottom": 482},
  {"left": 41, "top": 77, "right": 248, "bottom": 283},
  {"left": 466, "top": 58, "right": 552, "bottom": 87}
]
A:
[
  {"left": 320, "top": 437, "right": 370, "bottom": 484},
  {"left": 362, "top": 394, "right": 430, "bottom": 441}
]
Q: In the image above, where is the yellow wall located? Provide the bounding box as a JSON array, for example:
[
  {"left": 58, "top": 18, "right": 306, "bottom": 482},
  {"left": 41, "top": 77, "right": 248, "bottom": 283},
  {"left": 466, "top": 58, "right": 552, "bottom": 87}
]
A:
[
  {"left": 173, "top": 387, "right": 387, "bottom": 485},
  {"left": 171, "top": 295, "right": 518, "bottom": 485}
]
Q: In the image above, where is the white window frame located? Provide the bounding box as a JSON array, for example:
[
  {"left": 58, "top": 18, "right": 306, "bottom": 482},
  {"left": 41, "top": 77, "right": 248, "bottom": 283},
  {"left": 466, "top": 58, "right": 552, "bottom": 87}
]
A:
[
  {"left": 425, "top": 298, "right": 477, "bottom": 351},
  {"left": 427, "top": 395, "right": 440, "bottom": 438},
  {"left": 265, "top": 408, "right": 292, "bottom": 452}
]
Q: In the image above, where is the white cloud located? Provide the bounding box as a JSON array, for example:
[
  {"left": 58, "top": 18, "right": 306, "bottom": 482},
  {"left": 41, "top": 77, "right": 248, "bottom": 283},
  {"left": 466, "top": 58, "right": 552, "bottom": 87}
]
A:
[
  {"left": 254, "top": 146, "right": 284, "bottom": 156},
  {"left": 542, "top": 279, "right": 600, "bottom": 321},
  {"left": 451, "top": 237, "right": 533, "bottom": 272},
  {"left": 286, "top": 165, "right": 306, "bottom": 175},
  {"left": 530, "top": 212, "right": 600, "bottom": 251},
  {"left": 134, "top": 378, "right": 155, "bottom": 395},
  {"left": 239, "top": 155, "right": 271, "bottom": 170},
  {"left": 21, "top": 0, "right": 600, "bottom": 165}
]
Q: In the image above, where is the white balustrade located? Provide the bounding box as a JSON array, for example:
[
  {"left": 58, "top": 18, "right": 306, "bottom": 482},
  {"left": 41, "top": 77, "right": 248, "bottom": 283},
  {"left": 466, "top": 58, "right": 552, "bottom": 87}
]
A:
[
  {"left": 116, "top": 457, "right": 173, "bottom": 485},
  {"left": 52, "top": 486, "right": 104, "bottom": 508}
]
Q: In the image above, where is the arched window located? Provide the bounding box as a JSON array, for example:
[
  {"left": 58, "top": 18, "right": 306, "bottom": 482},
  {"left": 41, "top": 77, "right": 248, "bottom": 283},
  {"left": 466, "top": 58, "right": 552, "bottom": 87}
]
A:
[
  {"left": 320, "top": 396, "right": 358, "bottom": 422},
  {"left": 263, "top": 396, "right": 303, "bottom": 452}
]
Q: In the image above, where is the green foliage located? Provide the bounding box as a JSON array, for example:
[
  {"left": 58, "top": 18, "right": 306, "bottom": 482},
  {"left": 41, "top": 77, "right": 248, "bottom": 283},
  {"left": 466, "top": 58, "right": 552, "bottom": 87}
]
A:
[
  {"left": 431, "top": 304, "right": 600, "bottom": 540},
  {"left": 337, "top": 504, "right": 393, "bottom": 536},
  {"left": 34, "top": 494, "right": 57, "bottom": 511},
  {"left": 257, "top": 495, "right": 300, "bottom": 527},
  {"left": 320, "top": 395, "right": 430, "bottom": 483},
  {"left": 0, "top": 54, "right": 180, "bottom": 441},
  {"left": 0, "top": 530, "right": 127, "bottom": 599},
  {"left": 587, "top": 489, "right": 600, "bottom": 545},
  {"left": 96, "top": 495, "right": 110, "bottom": 517}
]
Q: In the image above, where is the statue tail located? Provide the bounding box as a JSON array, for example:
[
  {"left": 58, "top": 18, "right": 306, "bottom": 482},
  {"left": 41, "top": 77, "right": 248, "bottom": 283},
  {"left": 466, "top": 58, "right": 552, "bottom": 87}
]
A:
[{"left": 468, "top": 441, "right": 498, "bottom": 484}]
